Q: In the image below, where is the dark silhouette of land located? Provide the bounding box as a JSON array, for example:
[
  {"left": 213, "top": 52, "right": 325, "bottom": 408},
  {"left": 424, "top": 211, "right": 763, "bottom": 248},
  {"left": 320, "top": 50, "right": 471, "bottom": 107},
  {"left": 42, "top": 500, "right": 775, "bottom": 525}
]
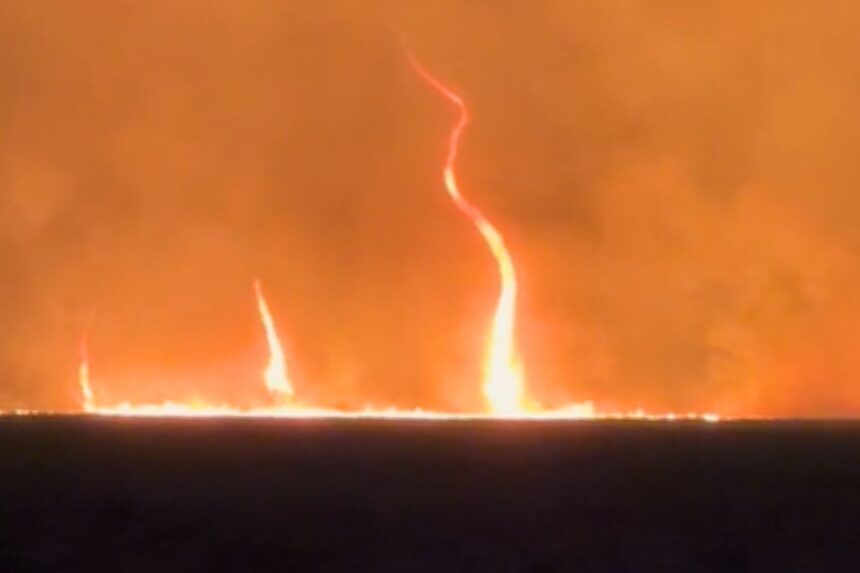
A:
[{"left": 0, "top": 417, "right": 857, "bottom": 571}]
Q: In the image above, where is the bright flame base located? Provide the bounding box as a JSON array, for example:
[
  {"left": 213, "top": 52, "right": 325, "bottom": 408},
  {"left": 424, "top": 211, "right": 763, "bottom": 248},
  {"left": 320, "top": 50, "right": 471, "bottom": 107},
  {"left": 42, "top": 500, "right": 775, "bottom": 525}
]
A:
[
  {"left": 20, "top": 401, "right": 718, "bottom": 423},
  {"left": 4, "top": 411, "right": 721, "bottom": 423}
]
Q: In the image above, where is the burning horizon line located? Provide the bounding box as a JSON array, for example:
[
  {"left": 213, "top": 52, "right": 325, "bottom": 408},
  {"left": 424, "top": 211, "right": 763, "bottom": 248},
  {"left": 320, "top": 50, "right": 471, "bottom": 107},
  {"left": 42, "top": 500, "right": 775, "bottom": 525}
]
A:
[{"left": 1, "top": 405, "right": 724, "bottom": 423}]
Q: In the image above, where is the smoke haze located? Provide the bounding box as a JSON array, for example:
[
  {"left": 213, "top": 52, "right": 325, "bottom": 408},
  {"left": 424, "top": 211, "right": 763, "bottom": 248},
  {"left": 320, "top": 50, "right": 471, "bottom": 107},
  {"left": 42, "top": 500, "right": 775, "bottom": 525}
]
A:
[{"left": 1, "top": 0, "right": 859, "bottom": 416}]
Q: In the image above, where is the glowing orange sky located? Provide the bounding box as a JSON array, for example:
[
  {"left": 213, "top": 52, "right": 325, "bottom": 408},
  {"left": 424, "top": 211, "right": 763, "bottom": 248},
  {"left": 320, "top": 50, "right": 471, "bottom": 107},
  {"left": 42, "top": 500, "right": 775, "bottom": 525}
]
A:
[{"left": 1, "top": 1, "right": 860, "bottom": 417}]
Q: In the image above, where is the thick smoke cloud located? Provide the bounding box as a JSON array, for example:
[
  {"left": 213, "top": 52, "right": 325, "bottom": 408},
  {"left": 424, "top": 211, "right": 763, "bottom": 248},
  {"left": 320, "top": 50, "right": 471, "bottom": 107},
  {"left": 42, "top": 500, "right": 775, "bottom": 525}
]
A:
[{"left": 1, "top": 0, "right": 858, "bottom": 415}]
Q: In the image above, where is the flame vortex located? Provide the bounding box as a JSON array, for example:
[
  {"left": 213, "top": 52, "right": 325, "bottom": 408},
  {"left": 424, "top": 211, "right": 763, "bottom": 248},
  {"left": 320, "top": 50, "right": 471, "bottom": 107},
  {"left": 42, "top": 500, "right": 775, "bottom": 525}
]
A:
[
  {"left": 78, "top": 330, "right": 95, "bottom": 412},
  {"left": 254, "top": 279, "right": 294, "bottom": 398},
  {"left": 405, "top": 52, "right": 526, "bottom": 415}
]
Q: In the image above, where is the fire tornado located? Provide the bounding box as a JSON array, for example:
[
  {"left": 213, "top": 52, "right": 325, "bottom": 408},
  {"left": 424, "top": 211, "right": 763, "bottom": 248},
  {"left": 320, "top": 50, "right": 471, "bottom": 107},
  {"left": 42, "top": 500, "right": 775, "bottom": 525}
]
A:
[
  {"left": 78, "top": 331, "right": 95, "bottom": 413},
  {"left": 405, "top": 51, "right": 526, "bottom": 415},
  {"left": 254, "top": 279, "right": 293, "bottom": 399}
]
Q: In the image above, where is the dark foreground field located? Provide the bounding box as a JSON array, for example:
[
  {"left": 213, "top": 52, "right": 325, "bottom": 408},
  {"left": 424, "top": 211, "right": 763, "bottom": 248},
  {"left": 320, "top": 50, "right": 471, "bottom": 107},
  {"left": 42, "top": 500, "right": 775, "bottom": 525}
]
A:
[{"left": 0, "top": 417, "right": 858, "bottom": 571}]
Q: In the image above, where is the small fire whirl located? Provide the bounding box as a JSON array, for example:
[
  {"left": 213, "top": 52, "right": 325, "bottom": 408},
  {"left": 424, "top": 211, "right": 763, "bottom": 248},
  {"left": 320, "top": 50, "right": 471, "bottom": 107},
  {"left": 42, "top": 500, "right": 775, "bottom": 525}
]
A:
[
  {"left": 254, "top": 279, "right": 294, "bottom": 400},
  {"left": 78, "top": 334, "right": 95, "bottom": 413}
]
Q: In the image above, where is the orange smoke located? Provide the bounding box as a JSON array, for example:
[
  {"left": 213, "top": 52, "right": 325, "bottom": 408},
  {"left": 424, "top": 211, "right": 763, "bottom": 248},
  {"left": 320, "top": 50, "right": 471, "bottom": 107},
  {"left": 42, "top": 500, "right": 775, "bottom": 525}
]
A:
[
  {"left": 254, "top": 279, "right": 294, "bottom": 399},
  {"left": 405, "top": 51, "right": 527, "bottom": 415}
]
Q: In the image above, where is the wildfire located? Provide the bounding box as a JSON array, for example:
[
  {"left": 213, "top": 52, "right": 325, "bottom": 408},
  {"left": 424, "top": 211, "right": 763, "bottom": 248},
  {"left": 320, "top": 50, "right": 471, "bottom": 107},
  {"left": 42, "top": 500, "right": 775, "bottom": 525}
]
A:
[
  {"left": 68, "top": 279, "right": 722, "bottom": 422},
  {"left": 5, "top": 45, "right": 729, "bottom": 424},
  {"left": 254, "top": 279, "right": 294, "bottom": 399},
  {"left": 405, "top": 51, "right": 527, "bottom": 416}
]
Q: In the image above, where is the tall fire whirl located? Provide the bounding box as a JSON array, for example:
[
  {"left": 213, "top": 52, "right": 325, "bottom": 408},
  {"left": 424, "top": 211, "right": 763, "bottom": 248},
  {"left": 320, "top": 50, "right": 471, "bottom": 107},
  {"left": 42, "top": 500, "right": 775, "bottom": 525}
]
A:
[{"left": 405, "top": 51, "right": 527, "bottom": 415}]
